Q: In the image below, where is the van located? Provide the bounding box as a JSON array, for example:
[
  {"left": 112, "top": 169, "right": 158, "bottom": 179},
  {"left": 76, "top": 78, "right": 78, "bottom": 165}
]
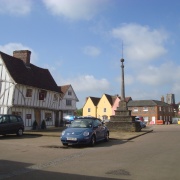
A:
[{"left": 0, "top": 114, "right": 24, "bottom": 136}]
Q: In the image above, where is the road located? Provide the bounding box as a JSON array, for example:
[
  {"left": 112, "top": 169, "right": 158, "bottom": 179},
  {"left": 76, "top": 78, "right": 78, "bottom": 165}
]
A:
[{"left": 0, "top": 124, "right": 180, "bottom": 180}]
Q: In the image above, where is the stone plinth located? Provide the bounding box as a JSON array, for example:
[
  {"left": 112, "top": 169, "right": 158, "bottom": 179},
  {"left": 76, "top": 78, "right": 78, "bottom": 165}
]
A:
[{"left": 107, "top": 101, "right": 141, "bottom": 132}]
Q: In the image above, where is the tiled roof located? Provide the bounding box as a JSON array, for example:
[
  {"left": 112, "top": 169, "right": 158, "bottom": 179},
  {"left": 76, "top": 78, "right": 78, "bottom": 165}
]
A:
[
  {"left": 104, "top": 94, "right": 132, "bottom": 106},
  {"left": 0, "top": 51, "right": 60, "bottom": 93},
  {"left": 59, "top": 84, "right": 79, "bottom": 101},
  {"left": 59, "top": 85, "right": 71, "bottom": 97},
  {"left": 104, "top": 94, "right": 113, "bottom": 105},
  {"left": 89, "top": 97, "right": 100, "bottom": 106},
  {"left": 128, "top": 100, "right": 171, "bottom": 107}
]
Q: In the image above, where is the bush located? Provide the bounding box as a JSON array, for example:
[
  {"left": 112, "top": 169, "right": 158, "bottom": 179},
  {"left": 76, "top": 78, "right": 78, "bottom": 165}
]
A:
[
  {"left": 32, "top": 120, "right": 38, "bottom": 130},
  {"left": 41, "top": 120, "right": 46, "bottom": 129}
]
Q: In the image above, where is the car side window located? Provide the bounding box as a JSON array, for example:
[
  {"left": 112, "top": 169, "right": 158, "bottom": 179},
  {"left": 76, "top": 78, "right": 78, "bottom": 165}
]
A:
[
  {"left": 17, "top": 116, "right": 23, "bottom": 122},
  {"left": 94, "top": 119, "right": 102, "bottom": 127},
  {"left": 0, "top": 116, "right": 9, "bottom": 124},
  {"left": 9, "top": 116, "right": 18, "bottom": 123}
]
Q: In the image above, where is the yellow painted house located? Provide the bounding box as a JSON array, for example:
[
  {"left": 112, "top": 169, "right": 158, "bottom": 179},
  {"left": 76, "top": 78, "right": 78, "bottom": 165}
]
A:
[
  {"left": 83, "top": 94, "right": 132, "bottom": 121},
  {"left": 83, "top": 96, "right": 100, "bottom": 117},
  {"left": 97, "top": 94, "right": 118, "bottom": 120}
]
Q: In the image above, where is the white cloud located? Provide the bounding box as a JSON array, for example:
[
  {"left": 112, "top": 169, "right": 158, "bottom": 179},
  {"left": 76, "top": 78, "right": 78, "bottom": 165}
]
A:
[
  {"left": 0, "top": 43, "right": 38, "bottom": 63},
  {"left": 60, "top": 75, "right": 110, "bottom": 92},
  {"left": 0, "top": 0, "right": 32, "bottom": 15},
  {"left": 83, "top": 46, "right": 101, "bottom": 57},
  {"left": 136, "top": 62, "right": 177, "bottom": 86},
  {"left": 111, "top": 23, "right": 168, "bottom": 62},
  {"left": 42, "top": 0, "right": 109, "bottom": 21}
]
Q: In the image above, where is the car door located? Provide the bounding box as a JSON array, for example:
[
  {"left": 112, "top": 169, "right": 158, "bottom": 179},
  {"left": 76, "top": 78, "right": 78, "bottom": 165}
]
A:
[
  {"left": 0, "top": 115, "right": 10, "bottom": 134},
  {"left": 93, "top": 119, "right": 104, "bottom": 140},
  {"left": 9, "top": 115, "right": 19, "bottom": 133}
]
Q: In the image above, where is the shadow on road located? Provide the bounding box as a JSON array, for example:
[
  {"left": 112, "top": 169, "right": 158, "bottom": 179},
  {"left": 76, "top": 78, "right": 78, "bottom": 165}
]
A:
[
  {"left": 0, "top": 159, "right": 128, "bottom": 180},
  {"left": 0, "top": 134, "right": 42, "bottom": 140},
  {"left": 41, "top": 138, "right": 129, "bottom": 150}
]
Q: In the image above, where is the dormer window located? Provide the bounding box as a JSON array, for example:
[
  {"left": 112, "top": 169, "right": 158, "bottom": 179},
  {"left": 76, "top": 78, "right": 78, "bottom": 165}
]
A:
[
  {"left": 26, "top": 89, "right": 32, "bottom": 97},
  {"left": 39, "top": 90, "right": 47, "bottom": 100}
]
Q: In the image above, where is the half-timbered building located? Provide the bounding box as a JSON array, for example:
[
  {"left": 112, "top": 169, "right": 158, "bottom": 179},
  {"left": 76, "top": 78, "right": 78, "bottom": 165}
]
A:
[
  {"left": 0, "top": 50, "right": 62, "bottom": 129},
  {"left": 59, "top": 84, "right": 79, "bottom": 117}
]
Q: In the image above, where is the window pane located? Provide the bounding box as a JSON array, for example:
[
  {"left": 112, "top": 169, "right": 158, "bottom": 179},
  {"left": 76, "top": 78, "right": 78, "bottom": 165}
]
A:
[
  {"left": 66, "top": 100, "right": 72, "bottom": 106},
  {"left": 26, "top": 89, "right": 32, "bottom": 97}
]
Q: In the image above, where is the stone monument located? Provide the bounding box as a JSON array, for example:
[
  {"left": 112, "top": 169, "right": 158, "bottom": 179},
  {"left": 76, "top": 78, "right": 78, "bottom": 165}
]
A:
[{"left": 107, "top": 58, "right": 141, "bottom": 132}]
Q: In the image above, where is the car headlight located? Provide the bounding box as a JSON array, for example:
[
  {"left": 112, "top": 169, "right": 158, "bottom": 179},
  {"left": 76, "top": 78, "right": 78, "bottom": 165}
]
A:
[
  {"left": 61, "top": 131, "right": 65, "bottom": 136},
  {"left": 83, "top": 131, "right": 90, "bottom": 136}
]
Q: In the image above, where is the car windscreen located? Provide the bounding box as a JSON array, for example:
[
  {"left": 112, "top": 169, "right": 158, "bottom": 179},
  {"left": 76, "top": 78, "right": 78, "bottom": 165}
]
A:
[{"left": 70, "top": 119, "right": 93, "bottom": 128}]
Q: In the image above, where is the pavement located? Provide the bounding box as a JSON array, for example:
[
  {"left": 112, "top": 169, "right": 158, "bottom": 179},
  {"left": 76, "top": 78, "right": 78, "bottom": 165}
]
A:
[{"left": 24, "top": 125, "right": 153, "bottom": 140}]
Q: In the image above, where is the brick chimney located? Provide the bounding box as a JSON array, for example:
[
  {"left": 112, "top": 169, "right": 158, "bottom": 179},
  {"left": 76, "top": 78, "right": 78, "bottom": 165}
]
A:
[
  {"left": 13, "top": 50, "right": 31, "bottom": 66},
  {"left": 161, "top": 96, "right": 164, "bottom": 102}
]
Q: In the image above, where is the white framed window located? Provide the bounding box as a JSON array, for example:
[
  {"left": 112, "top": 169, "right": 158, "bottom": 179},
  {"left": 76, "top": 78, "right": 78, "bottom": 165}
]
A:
[
  {"left": 26, "top": 89, "right": 32, "bottom": 97},
  {"left": 39, "top": 90, "right": 47, "bottom": 100},
  {"left": 143, "top": 107, "right": 148, "bottom": 111},
  {"left": 104, "top": 108, "right": 106, "bottom": 112},
  {"left": 88, "top": 108, "right": 91, "bottom": 112},
  {"left": 45, "top": 112, "right": 52, "bottom": 121},
  {"left": 66, "top": 99, "right": 72, "bottom": 106},
  {"left": 68, "top": 91, "right": 72, "bottom": 96},
  {"left": 143, "top": 116, "right": 148, "bottom": 123},
  {"left": 133, "top": 107, "right": 138, "bottom": 112}
]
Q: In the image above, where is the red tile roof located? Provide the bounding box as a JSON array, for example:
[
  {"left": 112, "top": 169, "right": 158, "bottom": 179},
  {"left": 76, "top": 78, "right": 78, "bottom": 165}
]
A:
[{"left": 59, "top": 85, "right": 71, "bottom": 96}]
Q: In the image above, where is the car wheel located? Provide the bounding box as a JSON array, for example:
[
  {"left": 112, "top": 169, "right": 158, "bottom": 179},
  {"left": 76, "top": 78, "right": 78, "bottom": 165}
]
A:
[
  {"left": 104, "top": 132, "right": 109, "bottom": 142},
  {"left": 17, "top": 128, "right": 23, "bottom": 136},
  {"left": 90, "top": 135, "right": 96, "bottom": 146},
  {"left": 62, "top": 143, "right": 68, "bottom": 146}
]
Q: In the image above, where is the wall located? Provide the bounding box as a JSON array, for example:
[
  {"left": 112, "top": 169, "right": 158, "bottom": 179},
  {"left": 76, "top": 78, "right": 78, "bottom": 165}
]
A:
[
  {"left": 97, "top": 94, "right": 112, "bottom": 120},
  {"left": 83, "top": 98, "right": 97, "bottom": 117}
]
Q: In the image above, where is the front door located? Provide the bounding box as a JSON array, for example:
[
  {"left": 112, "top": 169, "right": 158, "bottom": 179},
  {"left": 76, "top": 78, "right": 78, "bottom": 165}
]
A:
[{"left": 35, "top": 109, "right": 41, "bottom": 127}]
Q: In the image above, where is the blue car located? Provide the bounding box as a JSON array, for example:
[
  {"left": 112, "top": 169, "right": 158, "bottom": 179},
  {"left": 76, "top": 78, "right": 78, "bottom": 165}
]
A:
[{"left": 60, "top": 117, "right": 109, "bottom": 146}]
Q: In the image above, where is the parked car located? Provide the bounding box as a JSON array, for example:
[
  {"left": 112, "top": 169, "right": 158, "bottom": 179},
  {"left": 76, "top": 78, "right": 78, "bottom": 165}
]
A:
[
  {"left": 60, "top": 117, "right": 109, "bottom": 146},
  {"left": 135, "top": 116, "right": 144, "bottom": 122},
  {"left": 0, "top": 114, "right": 24, "bottom": 136},
  {"left": 135, "top": 116, "right": 146, "bottom": 128},
  {"left": 63, "top": 115, "right": 76, "bottom": 124}
]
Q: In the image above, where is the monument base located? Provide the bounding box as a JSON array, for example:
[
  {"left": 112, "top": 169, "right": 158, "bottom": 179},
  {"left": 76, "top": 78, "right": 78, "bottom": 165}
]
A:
[
  {"left": 106, "top": 120, "right": 141, "bottom": 132},
  {"left": 107, "top": 100, "right": 141, "bottom": 132}
]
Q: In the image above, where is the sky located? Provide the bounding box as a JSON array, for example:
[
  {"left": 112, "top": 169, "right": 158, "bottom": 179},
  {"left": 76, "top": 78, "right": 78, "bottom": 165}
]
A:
[{"left": 0, "top": 0, "right": 180, "bottom": 108}]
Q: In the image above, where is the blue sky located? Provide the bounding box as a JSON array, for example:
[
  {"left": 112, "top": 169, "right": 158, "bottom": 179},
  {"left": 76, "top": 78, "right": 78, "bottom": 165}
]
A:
[{"left": 0, "top": 0, "right": 180, "bottom": 108}]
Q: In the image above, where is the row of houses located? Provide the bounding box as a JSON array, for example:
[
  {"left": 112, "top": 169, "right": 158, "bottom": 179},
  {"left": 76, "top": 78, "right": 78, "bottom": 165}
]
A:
[
  {"left": 83, "top": 94, "right": 176, "bottom": 124},
  {"left": 0, "top": 50, "right": 79, "bottom": 129}
]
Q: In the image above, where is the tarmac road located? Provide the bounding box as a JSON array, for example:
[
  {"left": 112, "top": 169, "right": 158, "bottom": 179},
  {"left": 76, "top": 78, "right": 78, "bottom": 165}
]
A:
[{"left": 0, "top": 124, "right": 180, "bottom": 180}]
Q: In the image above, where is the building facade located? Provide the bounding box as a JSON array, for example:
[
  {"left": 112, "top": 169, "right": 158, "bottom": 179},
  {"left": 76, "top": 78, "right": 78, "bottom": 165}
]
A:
[
  {"left": 59, "top": 84, "right": 79, "bottom": 118},
  {"left": 83, "top": 94, "right": 132, "bottom": 120},
  {"left": 128, "top": 100, "right": 175, "bottom": 124},
  {"left": 83, "top": 96, "right": 100, "bottom": 118},
  {"left": 0, "top": 50, "right": 63, "bottom": 129}
]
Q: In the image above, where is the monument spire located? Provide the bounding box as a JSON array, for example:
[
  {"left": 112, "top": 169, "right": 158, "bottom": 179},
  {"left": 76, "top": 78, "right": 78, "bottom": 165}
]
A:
[{"left": 121, "top": 42, "right": 125, "bottom": 101}]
